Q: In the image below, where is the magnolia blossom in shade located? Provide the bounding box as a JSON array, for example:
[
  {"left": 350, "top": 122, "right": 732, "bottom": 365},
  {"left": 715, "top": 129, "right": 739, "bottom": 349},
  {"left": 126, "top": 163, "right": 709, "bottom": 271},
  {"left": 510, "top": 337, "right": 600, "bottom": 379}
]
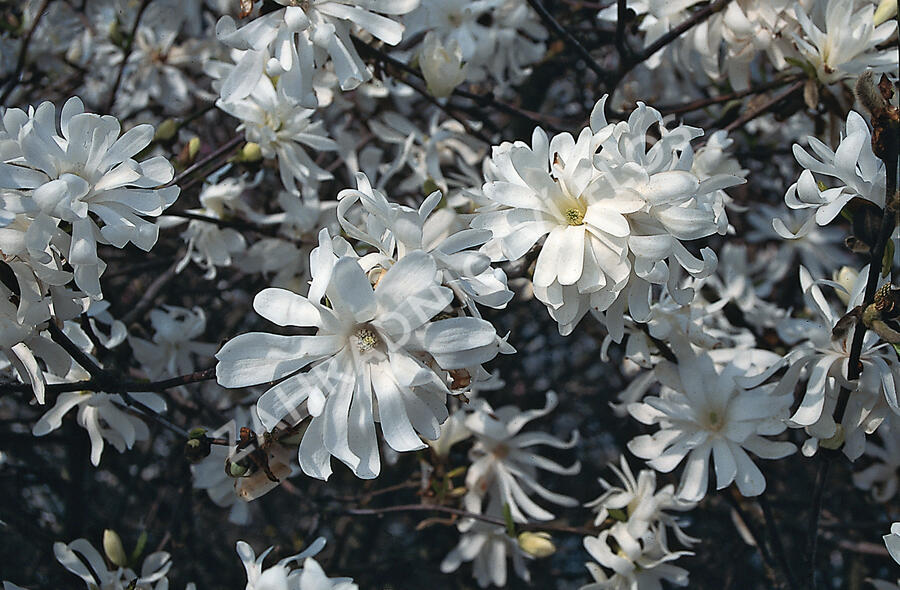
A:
[
  {"left": 33, "top": 376, "right": 166, "bottom": 465},
  {"left": 474, "top": 96, "right": 739, "bottom": 337},
  {"left": 130, "top": 305, "right": 217, "bottom": 379},
  {"left": 54, "top": 537, "right": 172, "bottom": 589},
  {"left": 586, "top": 456, "right": 697, "bottom": 546},
  {"left": 741, "top": 266, "right": 899, "bottom": 459},
  {"left": 791, "top": 0, "right": 897, "bottom": 84},
  {"left": 0, "top": 295, "right": 73, "bottom": 404},
  {"left": 853, "top": 414, "right": 900, "bottom": 503},
  {"left": 784, "top": 110, "right": 886, "bottom": 229},
  {"left": 0, "top": 97, "right": 179, "bottom": 298},
  {"left": 216, "top": 229, "right": 508, "bottom": 480},
  {"left": 581, "top": 526, "right": 691, "bottom": 590},
  {"left": 627, "top": 349, "right": 795, "bottom": 502},
  {"left": 337, "top": 173, "right": 513, "bottom": 314},
  {"left": 463, "top": 391, "right": 580, "bottom": 523},
  {"left": 237, "top": 538, "right": 358, "bottom": 590},
  {"left": 403, "top": 0, "right": 547, "bottom": 88},
  {"left": 215, "top": 0, "right": 420, "bottom": 99},
  {"left": 212, "top": 72, "right": 338, "bottom": 198},
  {"left": 440, "top": 522, "right": 533, "bottom": 588}
]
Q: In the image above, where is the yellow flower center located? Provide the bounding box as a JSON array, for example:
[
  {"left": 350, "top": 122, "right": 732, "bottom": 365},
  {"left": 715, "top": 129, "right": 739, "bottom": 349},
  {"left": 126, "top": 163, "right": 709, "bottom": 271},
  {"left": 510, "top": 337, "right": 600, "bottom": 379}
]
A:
[
  {"left": 564, "top": 208, "right": 584, "bottom": 226},
  {"left": 355, "top": 328, "right": 379, "bottom": 352}
]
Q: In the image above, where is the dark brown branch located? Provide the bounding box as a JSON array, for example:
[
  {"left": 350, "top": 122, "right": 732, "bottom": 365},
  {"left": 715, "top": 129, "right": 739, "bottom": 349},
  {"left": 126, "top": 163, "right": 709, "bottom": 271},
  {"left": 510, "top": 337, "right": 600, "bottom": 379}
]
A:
[
  {"left": 806, "top": 69, "right": 899, "bottom": 589},
  {"left": 656, "top": 74, "right": 804, "bottom": 116},
  {"left": 610, "top": 0, "right": 732, "bottom": 90},
  {"left": 723, "top": 81, "right": 805, "bottom": 132},
  {"left": 758, "top": 493, "right": 799, "bottom": 590},
  {"left": 0, "top": 367, "right": 217, "bottom": 397},
  {"left": 344, "top": 503, "right": 596, "bottom": 536}
]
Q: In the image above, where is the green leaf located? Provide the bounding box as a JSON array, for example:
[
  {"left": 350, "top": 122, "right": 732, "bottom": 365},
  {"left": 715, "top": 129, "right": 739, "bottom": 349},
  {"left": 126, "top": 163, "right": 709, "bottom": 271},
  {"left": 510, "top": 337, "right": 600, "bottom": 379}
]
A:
[
  {"left": 882, "top": 239, "right": 894, "bottom": 277},
  {"left": 129, "top": 530, "right": 147, "bottom": 566},
  {"left": 502, "top": 503, "right": 516, "bottom": 537}
]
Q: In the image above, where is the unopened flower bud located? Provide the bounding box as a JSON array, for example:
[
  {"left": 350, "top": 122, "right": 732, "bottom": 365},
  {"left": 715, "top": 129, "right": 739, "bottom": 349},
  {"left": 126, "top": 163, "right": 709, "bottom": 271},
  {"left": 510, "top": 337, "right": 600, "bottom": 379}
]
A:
[
  {"left": 155, "top": 119, "right": 179, "bottom": 143},
  {"left": 237, "top": 142, "right": 263, "bottom": 163},
  {"left": 820, "top": 424, "right": 845, "bottom": 450},
  {"left": 832, "top": 266, "right": 858, "bottom": 306},
  {"left": 103, "top": 529, "right": 128, "bottom": 567},
  {"left": 874, "top": 0, "right": 898, "bottom": 26},
  {"left": 187, "top": 137, "right": 201, "bottom": 161},
  {"left": 420, "top": 33, "right": 468, "bottom": 99},
  {"left": 517, "top": 532, "right": 556, "bottom": 558}
]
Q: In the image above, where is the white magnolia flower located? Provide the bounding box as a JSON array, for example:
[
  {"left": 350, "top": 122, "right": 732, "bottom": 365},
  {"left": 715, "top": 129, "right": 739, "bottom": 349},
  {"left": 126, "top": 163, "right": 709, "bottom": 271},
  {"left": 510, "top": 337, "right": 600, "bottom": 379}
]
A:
[
  {"left": 475, "top": 96, "right": 738, "bottom": 337},
  {"left": 130, "top": 305, "right": 217, "bottom": 379},
  {"left": 216, "top": 229, "right": 507, "bottom": 479},
  {"left": 337, "top": 173, "right": 513, "bottom": 314},
  {"left": 749, "top": 203, "right": 852, "bottom": 287},
  {"left": 0, "top": 97, "right": 179, "bottom": 298},
  {"left": 587, "top": 456, "right": 697, "bottom": 545},
  {"left": 741, "top": 266, "right": 899, "bottom": 459},
  {"left": 784, "top": 110, "right": 886, "bottom": 229},
  {"left": 597, "top": 0, "right": 705, "bottom": 69},
  {"left": 440, "top": 522, "right": 532, "bottom": 588},
  {"left": 54, "top": 537, "right": 171, "bottom": 590},
  {"left": 33, "top": 374, "right": 166, "bottom": 465},
  {"left": 215, "top": 0, "right": 420, "bottom": 98},
  {"left": 628, "top": 348, "right": 795, "bottom": 501},
  {"left": 420, "top": 32, "right": 468, "bottom": 98},
  {"left": 0, "top": 294, "right": 73, "bottom": 404},
  {"left": 792, "top": 0, "right": 898, "bottom": 84},
  {"left": 214, "top": 73, "right": 338, "bottom": 198},
  {"left": 403, "top": 0, "right": 547, "bottom": 88},
  {"left": 581, "top": 525, "right": 691, "bottom": 590},
  {"left": 169, "top": 175, "right": 252, "bottom": 279},
  {"left": 237, "top": 538, "right": 357, "bottom": 590},
  {"left": 463, "top": 391, "right": 580, "bottom": 523}
]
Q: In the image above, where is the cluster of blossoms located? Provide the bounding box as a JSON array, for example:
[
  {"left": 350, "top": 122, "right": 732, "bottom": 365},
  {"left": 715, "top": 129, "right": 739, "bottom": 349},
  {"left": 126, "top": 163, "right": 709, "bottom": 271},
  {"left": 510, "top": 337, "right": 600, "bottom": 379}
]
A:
[
  {"left": 581, "top": 457, "right": 697, "bottom": 589},
  {"left": 600, "top": 0, "right": 897, "bottom": 104},
  {"left": 0, "top": 96, "right": 178, "bottom": 399},
  {"left": 3, "top": 532, "right": 357, "bottom": 590},
  {"left": 437, "top": 391, "right": 580, "bottom": 587},
  {"left": 474, "top": 96, "right": 738, "bottom": 339}
]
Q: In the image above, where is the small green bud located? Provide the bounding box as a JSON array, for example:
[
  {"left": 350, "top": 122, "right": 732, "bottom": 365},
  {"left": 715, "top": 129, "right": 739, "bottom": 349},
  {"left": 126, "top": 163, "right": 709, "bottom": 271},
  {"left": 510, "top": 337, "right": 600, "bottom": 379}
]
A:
[
  {"left": 820, "top": 424, "right": 845, "bottom": 450},
  {"left": 517, "top": 532, "right": 556, "bottom": 558},
  {"left": 154, "top": 119, "right": 179, "bottom": 143},
  {"left": 236, "top": 142, "right": 262, "bottom": 163},
  {"left": 103, "top": 529, "right": 128, "bottom": 568}
]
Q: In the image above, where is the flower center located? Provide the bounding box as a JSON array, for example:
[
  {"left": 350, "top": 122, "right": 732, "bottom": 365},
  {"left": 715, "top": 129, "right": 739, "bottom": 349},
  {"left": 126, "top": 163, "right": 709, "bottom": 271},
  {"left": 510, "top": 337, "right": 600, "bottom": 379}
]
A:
[
  {"left": 564, "top": 207, "right": 584, "bottom": 226},
  {"left": 706, "top": 410, "right": 723, "bottom": 431},
  {"left": 355, "top": 328, "right": 379, "bottom": 353}
]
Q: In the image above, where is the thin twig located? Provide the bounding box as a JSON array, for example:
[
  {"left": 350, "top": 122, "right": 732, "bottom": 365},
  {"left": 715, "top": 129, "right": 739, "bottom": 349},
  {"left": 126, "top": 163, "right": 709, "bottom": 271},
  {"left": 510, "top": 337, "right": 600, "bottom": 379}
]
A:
[
  {"left": 723, "top": 81, "right": 805, "bottom": 132},
  {"left": 0, "top": 367, "right": 217, "bottom": 397},
  {"left": 104, "top": 0, "right": 153, "bottom": 112},
  {"left": 724, "top": 491, "right": 779, "bottom": 577},
  {"left": 758, "top": 493, "right": 799, "bottom": 590},
  {"left": 163, "top": 134, "right": 245, "bottom": 189},
  {"left": 344, "top": 503, "right": 596, "bottom": 536},
  {"left": 610, "top": 0, "right": 732, "bottom": 91},
  {"left": 0, "top": 0, "right": 52, "bottom": 104},
  {"left": 656, "top": 74, "right": 804, "bottom": 116},
  {"left": 525, "top": 0, "right": 611, "bottom": 78}
]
